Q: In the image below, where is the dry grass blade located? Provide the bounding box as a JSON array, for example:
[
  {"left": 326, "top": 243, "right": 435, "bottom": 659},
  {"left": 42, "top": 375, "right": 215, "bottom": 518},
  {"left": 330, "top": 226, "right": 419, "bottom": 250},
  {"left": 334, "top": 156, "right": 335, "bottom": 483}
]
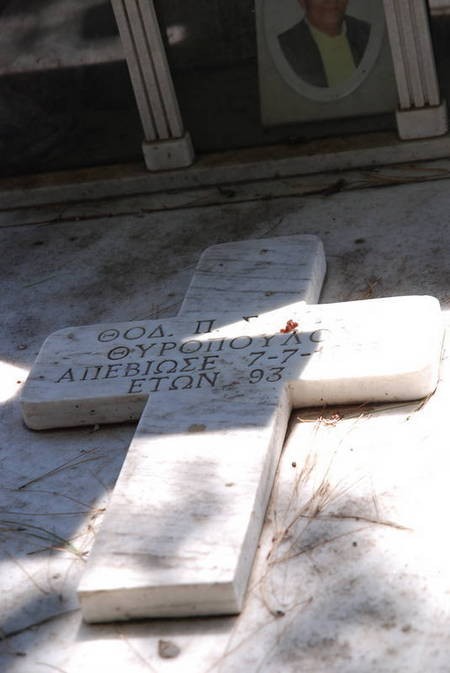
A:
[
  {"left": 10, "top": 488, "right": 92, "bottom": 508},
  {"left": 0, "top": 519, "right": 85, "bottom": 558},
  {"left": 272, "top": 526, "right": 369, "bottom": 566},
  {"left": 118, "top": 631, "right": 160, "bottom": 673},
  {"left": 17, "top": 448, "right": 104, "bottom": 490},
  {"left": 4, "top": 550, "right": 50, "bottom": 594},
  {"left": 36, "top": 663, "right": 69, "bottom": 673},
  {"left": 23, "top": 275, "right": 57, "bottom": 288},
  {"left": 2, "top": 510, "right": 90, "bottom": 516},
  {"left": 206, "top": 595, "right": 313, "bottom": 673},
  {"left": 310, "top": 512, "right": 412, "bottom": 531},
  {"left": 0, "top": 610, "right": 78, "bottom": 640}
]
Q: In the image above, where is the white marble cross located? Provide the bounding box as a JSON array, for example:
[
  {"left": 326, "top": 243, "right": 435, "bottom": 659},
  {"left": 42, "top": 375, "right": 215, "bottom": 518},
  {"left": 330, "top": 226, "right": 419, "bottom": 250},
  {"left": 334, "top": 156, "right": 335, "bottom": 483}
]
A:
[{"left": 21, "top": 236, "right": 443, "bottom": 623}]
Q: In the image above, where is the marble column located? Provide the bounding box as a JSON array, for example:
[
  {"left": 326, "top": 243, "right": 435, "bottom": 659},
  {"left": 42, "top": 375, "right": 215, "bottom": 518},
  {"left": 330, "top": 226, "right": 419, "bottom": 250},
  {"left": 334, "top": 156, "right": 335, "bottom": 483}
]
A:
[
  {"left": 111, "top": 0, "right": 194, "bottom": 170},
  {"left": 383, "top": 0, "right": 448, "bottom": 139}
]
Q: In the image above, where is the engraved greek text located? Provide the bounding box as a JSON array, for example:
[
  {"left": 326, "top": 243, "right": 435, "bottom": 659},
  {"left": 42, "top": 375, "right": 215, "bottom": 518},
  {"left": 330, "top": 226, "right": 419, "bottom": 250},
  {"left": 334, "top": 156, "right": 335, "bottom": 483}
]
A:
[{"left": 194, "top": 319, "right": 216, "bottom": 334}]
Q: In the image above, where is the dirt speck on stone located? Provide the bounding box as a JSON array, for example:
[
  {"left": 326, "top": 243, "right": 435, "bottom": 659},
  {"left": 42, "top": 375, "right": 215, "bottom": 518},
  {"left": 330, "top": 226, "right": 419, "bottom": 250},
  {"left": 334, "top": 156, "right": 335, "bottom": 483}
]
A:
[{"left": 158, "top": 639, "right": 181, "bottom": 659}]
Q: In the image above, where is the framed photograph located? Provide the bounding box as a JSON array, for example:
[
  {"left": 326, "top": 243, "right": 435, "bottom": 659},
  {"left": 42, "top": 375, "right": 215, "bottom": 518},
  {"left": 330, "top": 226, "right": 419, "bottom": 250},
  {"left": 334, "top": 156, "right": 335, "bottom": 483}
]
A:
[{"left": 256, "top": 0, "right": 398, "bottom": 126}]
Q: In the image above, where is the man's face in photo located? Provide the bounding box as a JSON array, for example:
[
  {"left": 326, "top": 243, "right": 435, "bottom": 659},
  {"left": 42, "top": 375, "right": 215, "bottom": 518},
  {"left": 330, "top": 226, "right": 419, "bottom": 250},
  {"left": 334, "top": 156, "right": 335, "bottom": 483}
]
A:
[{"left": 299, "top": 0, "right": 349, "bottom": 36}]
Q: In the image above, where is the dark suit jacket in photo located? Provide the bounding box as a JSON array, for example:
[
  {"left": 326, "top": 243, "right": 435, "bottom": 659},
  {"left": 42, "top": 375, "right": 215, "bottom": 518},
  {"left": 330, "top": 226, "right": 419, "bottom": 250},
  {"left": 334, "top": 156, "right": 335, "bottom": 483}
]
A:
[{"left": 278, "top": 15, "right": 371, "bottom": 88}]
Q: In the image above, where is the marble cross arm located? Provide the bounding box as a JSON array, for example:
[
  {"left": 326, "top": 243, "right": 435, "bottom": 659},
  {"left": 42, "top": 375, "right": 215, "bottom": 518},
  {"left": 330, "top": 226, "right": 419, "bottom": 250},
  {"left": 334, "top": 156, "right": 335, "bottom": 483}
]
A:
[
  {"left": 21, "top": 296, "right": 443, "bottom": 431},
  {"left": 21, "top": 234, "right": 327, "bottom": 430}
]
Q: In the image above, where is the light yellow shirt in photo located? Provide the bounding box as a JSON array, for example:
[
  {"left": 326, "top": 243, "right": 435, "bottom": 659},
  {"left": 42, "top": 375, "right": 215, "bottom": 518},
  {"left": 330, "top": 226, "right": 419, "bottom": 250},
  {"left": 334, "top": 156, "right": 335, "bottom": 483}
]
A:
[{"left": 308, "top": 21, "right": 356, "bottom": 87}]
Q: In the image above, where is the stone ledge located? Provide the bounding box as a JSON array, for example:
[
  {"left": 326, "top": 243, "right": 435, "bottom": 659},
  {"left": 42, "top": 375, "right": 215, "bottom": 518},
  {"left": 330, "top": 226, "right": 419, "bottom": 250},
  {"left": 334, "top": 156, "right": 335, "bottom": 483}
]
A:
[{"left": 2, "top": 131, "right": 450, "bottom": 212}]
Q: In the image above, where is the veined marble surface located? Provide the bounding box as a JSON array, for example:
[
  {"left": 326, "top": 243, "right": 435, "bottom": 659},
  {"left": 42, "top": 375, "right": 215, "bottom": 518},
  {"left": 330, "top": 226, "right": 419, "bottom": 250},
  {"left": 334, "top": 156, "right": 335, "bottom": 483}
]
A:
[
  {"left": 20, "top": 234, "right": 442, "bottom": 621},
  {"left": 1, "top": 176, "right": 449, "bottom": 671}
]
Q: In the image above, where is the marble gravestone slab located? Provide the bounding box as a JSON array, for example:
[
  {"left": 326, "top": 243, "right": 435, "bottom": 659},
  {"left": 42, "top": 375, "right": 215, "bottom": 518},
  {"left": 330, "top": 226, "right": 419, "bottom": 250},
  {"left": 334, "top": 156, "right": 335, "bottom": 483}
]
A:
[{"left": 20, "top": 236, "right": 444, "bottom": 623}]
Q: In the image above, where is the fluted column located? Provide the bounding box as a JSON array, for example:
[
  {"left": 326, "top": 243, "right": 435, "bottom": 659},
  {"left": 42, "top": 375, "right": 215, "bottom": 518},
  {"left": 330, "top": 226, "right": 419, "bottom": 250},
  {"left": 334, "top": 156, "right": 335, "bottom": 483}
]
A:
[
  {"left": 383, "top": 0, "right": 447, "bottom": 139},
  {"left": 112, "top": 0, "right": 194, "bottom": 170}
]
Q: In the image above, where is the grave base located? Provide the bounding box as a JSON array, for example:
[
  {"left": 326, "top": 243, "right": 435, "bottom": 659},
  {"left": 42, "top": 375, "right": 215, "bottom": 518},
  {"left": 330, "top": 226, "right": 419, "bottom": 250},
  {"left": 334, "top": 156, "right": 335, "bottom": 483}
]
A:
[
  {"left": 142, "top": 133, "right": 194, "bottom": 171},
  {"left": 396, "top": 101, "right": 448, "bottom": 140}
]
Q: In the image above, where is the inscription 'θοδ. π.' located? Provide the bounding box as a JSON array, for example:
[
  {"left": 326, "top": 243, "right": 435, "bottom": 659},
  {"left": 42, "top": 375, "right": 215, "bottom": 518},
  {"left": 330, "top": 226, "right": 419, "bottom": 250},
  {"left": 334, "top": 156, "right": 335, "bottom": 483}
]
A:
[
  {"left": 97, "top": 324, "right": 170, "bottom": 342},
  {"left": 96, "top": 319, "right": 218, "bottom": 344}
]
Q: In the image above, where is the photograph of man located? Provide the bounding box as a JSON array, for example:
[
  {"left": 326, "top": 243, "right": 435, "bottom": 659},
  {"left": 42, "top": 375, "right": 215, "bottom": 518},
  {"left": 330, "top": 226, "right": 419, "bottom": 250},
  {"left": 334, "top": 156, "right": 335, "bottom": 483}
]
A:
[{"left": 278, "top": 0, "right": 371, "bottom": 88}]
